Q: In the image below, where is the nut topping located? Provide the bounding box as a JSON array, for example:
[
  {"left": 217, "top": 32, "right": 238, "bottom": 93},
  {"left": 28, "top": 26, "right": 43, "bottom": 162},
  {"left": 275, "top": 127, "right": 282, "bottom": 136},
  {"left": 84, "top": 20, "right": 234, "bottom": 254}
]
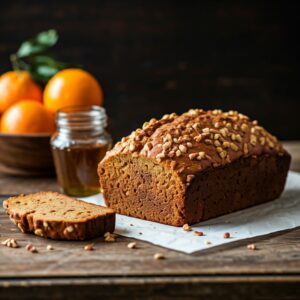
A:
[
  {"left": 156, "top": 153, "right": 165, "bottom": 160},
  {"left": 220, "top": 128, "right": 228, "bottom": 137},
  {"left": 241, "top": 123, "right": 249, "bottom": 132},
  {"left": 162, "top": 141, "right": 172, "bottom": 150},
  {"left": 216, "top": 147, "right": 223, "bottom": 153},
  {"left": 189, "top": 153, "right": 198, "bottom": 160},
  {"left": 192, "top": 123, "right": 200, "bottom": 130},
  {"left": 164, "top": 133, "right": 172, "bottom": 142},
  {"left": 230, "top": 143, "right": 239, "bottom": 151},
  {"left": 129, "top": 144, "right": 135, "bottom": 152},
  {"left": 259, "top": 137, "right": 266, "bottom": 145},
  {"left": 176, "top": 150, "right": 182, "bottom": 157},
  {"left": 250, "top": 135, "right": 257, "bottom": 146},
  {"left": 235, "top": 134, "right": 242, "bottom": 142},
  {"left": 198, "top": 151, "right": 206, "bottom": 160},
  {"left": 219, "top": 150, "right": 227, "bottom": 159},
  {"left": 214, "top": 140, "right": 221, "bottom": 147},
  {"left": 214, "top": 133, "right": 221, "bottom": 140},
  {"left": 223, "top": 141, "right": 230, "bottom": 148},
  {"left": 194, "top": 135, "right": 202, "bottom": 143},
  {"left": 204, "top": 139, "right": 213, "bottom": 145},
  {"left": 179, "top": 145, "right": 187, "bottom": 153},
  {"left": 116, "top": 109, "right": 282, "bottom": 176}
]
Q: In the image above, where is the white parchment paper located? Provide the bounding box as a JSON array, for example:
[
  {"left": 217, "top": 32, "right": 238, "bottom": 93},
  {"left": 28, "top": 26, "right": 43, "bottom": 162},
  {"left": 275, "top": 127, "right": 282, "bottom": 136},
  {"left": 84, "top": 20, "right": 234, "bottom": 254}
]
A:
[{"left": 81, "top": 171, "right": 300, "bottom": 253}]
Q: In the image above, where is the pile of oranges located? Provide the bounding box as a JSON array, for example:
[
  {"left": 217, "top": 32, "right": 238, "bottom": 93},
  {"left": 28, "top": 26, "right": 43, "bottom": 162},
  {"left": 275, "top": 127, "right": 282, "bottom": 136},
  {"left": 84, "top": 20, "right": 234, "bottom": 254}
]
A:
[{"left": 0, "top": 68, "right": 103, "bottom": 134}]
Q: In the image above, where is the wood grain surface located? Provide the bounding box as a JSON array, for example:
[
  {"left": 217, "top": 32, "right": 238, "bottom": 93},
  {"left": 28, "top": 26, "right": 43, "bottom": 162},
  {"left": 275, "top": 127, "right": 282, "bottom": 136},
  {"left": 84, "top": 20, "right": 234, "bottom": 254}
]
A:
[
  {"left": 0, "top": 198, "right": 299, "bottom": 300},
  {"left": 0, "top": 209, "right": 300, "bottom": 277},
  {"left": 0, "top": 142, "right": 299, "bottom": 299}
]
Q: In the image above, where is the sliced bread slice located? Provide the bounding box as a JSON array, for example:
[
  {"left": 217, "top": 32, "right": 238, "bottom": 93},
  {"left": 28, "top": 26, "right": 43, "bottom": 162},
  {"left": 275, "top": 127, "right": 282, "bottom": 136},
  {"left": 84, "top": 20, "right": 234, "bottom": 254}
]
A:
[{"left": 3, "top": 192, "right": 115, "bottom": 240}]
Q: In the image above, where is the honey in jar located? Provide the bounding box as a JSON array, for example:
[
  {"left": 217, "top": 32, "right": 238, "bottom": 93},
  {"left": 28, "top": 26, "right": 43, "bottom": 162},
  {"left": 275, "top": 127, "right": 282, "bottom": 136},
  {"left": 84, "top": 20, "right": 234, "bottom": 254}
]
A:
[{"left": 51, "top": 106, "right": 112, "bottom": 196}]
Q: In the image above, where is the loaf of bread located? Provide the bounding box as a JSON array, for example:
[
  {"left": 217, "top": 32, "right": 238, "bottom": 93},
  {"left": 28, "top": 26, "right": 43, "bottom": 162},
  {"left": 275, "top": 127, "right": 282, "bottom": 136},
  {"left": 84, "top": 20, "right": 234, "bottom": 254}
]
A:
[
  {"left": 98, "top": 109, "right": 290, "bottom": 226},
  {"left": 3, "top": 192, "right": 115, "bottom": 240}
]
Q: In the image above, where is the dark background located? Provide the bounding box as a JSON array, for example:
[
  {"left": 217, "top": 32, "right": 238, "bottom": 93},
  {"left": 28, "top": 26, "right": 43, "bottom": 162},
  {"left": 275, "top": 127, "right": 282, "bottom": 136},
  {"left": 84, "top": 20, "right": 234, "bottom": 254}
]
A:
[{"left": 0, "top": 0, "right": 299, "bottom": 140}]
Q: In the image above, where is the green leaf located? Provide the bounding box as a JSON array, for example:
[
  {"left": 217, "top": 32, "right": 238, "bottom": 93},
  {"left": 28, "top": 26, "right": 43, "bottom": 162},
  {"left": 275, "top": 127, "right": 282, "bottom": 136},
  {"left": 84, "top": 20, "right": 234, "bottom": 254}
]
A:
[
  {"left": 32, "top": 55, "right": 57, "bottom": 65},
  {"left": 36, "top": 29, "right": 58, "bottom": 47},
  {"left": 11, "top": 29, "right": 82, "bottom": 86},
  {"left": 16, "top": 29, "right": 58, "bottom": 58},
  {"left": 17, "top": 42, "right": 46, "bottom": 58},
  {"left": 31, "top": 55, "right": 68, "bottom": 69},
  {"left": 36, "top": 65, "right": 59, "bottom": 77}
]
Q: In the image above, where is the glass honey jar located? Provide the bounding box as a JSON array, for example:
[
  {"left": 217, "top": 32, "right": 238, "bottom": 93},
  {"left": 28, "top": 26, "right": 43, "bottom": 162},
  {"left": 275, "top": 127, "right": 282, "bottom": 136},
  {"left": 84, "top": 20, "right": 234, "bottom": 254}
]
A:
[{"left": 51, "top": 105, "right": 112, "bottom": 197}]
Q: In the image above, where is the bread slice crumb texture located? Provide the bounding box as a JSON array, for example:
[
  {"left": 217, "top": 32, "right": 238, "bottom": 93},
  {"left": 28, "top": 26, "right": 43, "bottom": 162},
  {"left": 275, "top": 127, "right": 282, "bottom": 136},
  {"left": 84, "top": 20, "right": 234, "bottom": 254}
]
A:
[{"left": 3, "top": 192, "right": 115, "bottom": 240}]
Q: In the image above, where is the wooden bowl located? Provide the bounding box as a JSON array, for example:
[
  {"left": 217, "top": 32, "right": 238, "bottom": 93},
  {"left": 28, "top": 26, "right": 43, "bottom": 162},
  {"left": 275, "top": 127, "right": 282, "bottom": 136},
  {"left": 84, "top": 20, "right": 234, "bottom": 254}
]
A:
[{"left": 0, "top": 133, "right": 55, "bottom": 177}]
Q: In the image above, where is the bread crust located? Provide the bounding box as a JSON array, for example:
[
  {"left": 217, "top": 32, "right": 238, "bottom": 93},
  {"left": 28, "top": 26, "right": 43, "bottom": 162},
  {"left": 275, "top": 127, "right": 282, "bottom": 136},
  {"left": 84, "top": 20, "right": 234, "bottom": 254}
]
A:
[
  {"left": 99, "top": 109, "right": 291, "bottom": 226},
  {"left": 3, "top": 192, "right": 115, "bottom": 240}
]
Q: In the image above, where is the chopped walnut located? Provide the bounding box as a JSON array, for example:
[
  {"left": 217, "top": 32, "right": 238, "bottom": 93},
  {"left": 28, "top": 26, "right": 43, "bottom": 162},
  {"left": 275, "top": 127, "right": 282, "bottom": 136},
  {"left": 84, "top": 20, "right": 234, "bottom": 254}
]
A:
[
  {"left": 182, "top": 224, "right": 192, "bottom": 231},
  {"left": 194, "top": 231, "right": 204, "bottom": 236},
  {"left": 247, "top": 244, "right": 257, "bottom": 251},
  {"left": 153, "top": 253, "right": 165, "bottom": 260},
  {"left": 198, "top": 151, "right": 206, "bottom": 159},
  {"left": 189, "top": 153, "right": 198, "bottom": 160},
  {"left": 2, "top": 238, "right": 19, "bottom": 248},
  {"left": 47, "top": 245, "right": 54, "bottom": 251},
  {"left": 127, "top": 242, "right": 137, "bottom": 249},
  {"left": 84, "top": 243, "right": 94, "bottom": 251},
  {"left": 104, "top": 232, "right": 117, "bottom": 242},
  {"left": 179, "top": 145, "right": 187, "bottom": 153},
  {"left": 26, "top": 244, "right": 38, "bottom": 253},
  {"left": 230, "top": 143, "right": 239, "bottom": 151},
  {"left": 129, "top": 143, "right": 136, "bottom": 152},
  {"left": 223, "top": 232, "right": 230, "bottom": 239},
  {"left": 34, "top": 229, "right": 43, "bottom": 237},
  {"left": 241, "top": 123, "right": 249, "bottom": 132}
]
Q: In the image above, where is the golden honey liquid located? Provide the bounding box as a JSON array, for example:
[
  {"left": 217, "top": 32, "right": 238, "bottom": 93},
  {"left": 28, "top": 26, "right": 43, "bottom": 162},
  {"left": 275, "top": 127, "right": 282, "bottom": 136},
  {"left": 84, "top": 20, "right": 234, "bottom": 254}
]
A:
[{"left": 52, "top": 144, "right": 111, "bottom": 197}]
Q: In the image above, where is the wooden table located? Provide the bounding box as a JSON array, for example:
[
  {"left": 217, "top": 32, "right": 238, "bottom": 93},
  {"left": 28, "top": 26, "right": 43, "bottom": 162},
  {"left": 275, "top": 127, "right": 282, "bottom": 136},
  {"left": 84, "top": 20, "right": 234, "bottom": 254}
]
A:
[{"left": 0, "top": 141, "right": 299, "bottom": 300}]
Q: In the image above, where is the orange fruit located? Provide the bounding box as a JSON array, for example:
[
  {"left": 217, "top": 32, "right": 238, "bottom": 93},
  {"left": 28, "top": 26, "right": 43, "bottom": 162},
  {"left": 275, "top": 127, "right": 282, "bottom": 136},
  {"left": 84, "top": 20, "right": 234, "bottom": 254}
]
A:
[
  {"left": 44, "top": 68, "right": 103, "bottom": 112},
  {"left": 0, "top": 71, "right": 42, "bottom": 114},
  {"left": 1, "top": 100, "right": 55, "bottom": 134}
]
